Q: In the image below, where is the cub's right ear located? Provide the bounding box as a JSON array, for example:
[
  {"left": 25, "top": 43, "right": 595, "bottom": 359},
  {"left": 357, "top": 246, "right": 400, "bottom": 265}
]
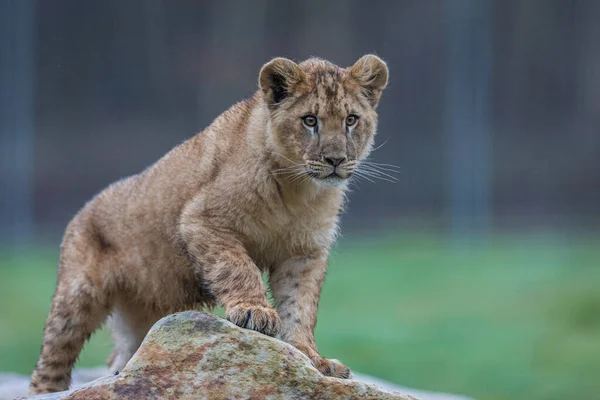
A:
[{"left": 259, "top": 58, "right": 305, "bottom": 108}]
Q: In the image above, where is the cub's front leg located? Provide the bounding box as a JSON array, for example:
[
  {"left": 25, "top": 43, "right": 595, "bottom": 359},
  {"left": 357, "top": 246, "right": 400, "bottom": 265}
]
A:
[
  {"left": 269, "top": 251, "right": 350, "bottom": 379},
  {"left": 181, "top": 224, "right": 280, "bottom": 336}
]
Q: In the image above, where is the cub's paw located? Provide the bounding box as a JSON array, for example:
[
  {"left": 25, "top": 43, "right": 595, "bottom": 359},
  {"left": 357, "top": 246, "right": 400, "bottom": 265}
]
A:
[
  {"left": 226, "top": 304, "right": 281, "bottom": 336},
  {"left": 312, "top": 356, "right": 351, "bottom": 379}
]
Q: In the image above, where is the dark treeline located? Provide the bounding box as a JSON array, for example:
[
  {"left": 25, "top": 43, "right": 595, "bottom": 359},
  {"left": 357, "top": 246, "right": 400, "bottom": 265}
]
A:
[{"left": 2, "top": 0, "right": 599, "bottom": 241}]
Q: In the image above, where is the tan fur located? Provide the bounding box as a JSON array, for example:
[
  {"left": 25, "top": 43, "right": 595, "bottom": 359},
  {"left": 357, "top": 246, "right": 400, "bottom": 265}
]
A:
[{"left": 29, "top": 55, "right": 388, "bottom": 394}]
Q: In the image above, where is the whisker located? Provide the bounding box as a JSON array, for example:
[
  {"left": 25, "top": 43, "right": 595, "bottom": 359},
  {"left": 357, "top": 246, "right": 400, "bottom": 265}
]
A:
[
  {"left": 370, "top": 139, "right": 389, "bottom": 153},
  {"left": 351, "top": 171, "right": 375, "bottom": 184},
  {"left": 268, "top": 151, "right": 303, "bottom": 166},
  {"left": 354, "top": 167, "right": 397, "bottom": 183},
  {"left": 358, "top": 165, "right": 398, "bottom": 181},
  {"left": 300, "top": 174, "right": 312, "bottom": 186},
  {"left": 347, "top": 174, "right": 363, "bottom": 187},
  {"left": 357, "top": 169, "right": 397, "bottom": 182},
  {"left": 361, "top": 160, "right": 401, "bottom": 171},
  {"left": 360, "top": 164, "right": 400, "bottom": 174},
  {"left": 271, "top": 166, "right": 305, "bottom": 175},
  {"left": 289, "top": 170, "right": 310, "bottom": 184},
  {"left": 272, "top": 171, "right": 302, "bottom": 177}
]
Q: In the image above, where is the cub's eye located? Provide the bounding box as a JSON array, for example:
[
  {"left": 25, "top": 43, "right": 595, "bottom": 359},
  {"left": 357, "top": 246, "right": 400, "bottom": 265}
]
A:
[
  {"left": 302, "top": 115, "right": 318, "bottom": 127},
  {"left": 345, "top": 115, "right": 359, "bottom": 126}
]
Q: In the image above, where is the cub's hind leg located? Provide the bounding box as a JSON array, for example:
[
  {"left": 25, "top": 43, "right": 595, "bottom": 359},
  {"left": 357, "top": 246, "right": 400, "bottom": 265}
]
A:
[
  {"left": 107, "top": 304, "right": 159, "bottom": 373},
  {"left": 29, "top": 279, "right": 110, "bottom": 394},
  {"left": 29, "top": 235, "right": 113, "bottom": 394}
]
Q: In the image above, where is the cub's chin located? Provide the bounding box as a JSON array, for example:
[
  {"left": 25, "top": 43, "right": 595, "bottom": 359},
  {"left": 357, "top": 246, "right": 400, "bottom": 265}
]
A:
[{"left": 311, "top": 173, "right": 349, "bottom": 188}]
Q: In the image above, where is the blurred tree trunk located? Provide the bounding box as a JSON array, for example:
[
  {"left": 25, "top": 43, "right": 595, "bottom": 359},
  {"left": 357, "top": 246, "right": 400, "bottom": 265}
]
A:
[
  {"left": 144, "top": 0, "right": 171, "bottom": 111},
  {"left": 0, "top": 0, "right": 35, "bottom": 248},
  {"left": 196, "top": 0, "right": 268, "bottom": 127},
  {"left": 444, "top": 0, "right": 492, "bottom": 242},
  {"left": 576, "top": 1, "right": 600, "bottom": 129}
]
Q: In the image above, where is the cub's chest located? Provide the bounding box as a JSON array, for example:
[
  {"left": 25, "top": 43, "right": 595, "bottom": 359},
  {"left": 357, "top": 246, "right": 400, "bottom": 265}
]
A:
[
  {"left": 203, "top": 175, "right": 344, "bottom": 260},
  {"left": 240, "top": 196, "right": 341, "bottom": 263}
]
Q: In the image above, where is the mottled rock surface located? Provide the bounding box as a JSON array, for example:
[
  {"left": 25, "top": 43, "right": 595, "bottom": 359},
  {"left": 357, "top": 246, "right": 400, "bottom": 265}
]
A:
[
  {"left": 18, "top": 312, "right": 412, "bottom": 399},
  {"left": 3, "top": 311, "right": 474, "bottom": 400}
]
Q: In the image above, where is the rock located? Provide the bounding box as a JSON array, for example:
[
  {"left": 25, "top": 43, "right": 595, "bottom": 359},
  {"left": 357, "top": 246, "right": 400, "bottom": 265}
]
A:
[
  {"left": 1, "top": 311, "right": 473, "bottom": 400},
  {"left": 0, "top": 370, "right": 474, "bottom": 400},
  {"left": 350, "top": 374, "right": 473, "bottom": 400}
]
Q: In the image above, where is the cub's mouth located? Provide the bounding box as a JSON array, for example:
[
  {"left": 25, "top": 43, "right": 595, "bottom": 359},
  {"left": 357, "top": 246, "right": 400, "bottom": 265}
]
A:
[
  {"left": 303, "top": 158, "right": 354, "bottom": 185},
  {"left": 325, "top": 172, "right": 349, "bottom": 180},
  {"left": 308, "top": 170, "right": 350, "bottom": 186}
]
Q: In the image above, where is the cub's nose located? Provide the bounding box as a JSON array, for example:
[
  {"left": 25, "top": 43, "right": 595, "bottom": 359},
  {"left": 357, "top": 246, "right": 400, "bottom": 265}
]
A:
[{"left": 324, "top": 157, "right": 346, "bottom": 167}]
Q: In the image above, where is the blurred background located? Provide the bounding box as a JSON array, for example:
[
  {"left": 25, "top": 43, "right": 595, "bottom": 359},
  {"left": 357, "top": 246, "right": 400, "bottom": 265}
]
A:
[{"left": 1, "top": 1, "right": 599, "bottom": 399}]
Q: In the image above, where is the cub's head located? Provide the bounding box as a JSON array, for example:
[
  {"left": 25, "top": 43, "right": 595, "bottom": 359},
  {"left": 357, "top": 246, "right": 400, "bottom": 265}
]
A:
[{"left": 259, "top": 55, "right": 388, "bottom": 187}]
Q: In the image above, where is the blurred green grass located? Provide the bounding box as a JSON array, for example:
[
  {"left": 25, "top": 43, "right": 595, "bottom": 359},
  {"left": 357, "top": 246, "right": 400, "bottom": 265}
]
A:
[{"left": 1, "top": 233, "right": 600, "bottom": 400}]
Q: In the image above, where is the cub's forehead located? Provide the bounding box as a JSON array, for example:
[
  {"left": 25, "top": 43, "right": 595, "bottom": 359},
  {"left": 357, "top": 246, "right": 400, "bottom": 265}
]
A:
[{"left": 298, "top": 58, "right": 364, "bottom": 114}]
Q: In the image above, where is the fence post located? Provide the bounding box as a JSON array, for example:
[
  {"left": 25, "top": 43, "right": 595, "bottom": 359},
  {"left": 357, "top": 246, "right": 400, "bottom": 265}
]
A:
[
  {"left": 444, "top": 0, "right": 493, "bottom": 244},
  {"left": 0, "top": 0, "right": 35, "bottom": 249}
]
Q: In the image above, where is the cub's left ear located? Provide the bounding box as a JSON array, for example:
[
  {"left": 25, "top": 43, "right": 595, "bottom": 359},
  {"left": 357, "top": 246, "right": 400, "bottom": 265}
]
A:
[
  {"left": 349, "top": 54, "right": 389, "bottom": 107},
  {"left": 259, "top": 58, "right": 305, "bottom": 109}
]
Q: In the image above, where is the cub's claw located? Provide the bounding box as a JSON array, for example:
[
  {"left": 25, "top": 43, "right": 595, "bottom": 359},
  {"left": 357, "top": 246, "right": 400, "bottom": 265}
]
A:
[{"left": 226, "top": 304, "right": 281, "bottom": 336}]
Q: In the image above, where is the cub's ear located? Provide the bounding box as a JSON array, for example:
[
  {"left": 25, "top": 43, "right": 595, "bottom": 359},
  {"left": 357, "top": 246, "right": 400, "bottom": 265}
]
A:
[
  {"left": 259, "top": 57, "right": 305, "bottom": 108},
  {"left": 349, "top": 54, "right": 389, "bottom": 107}
]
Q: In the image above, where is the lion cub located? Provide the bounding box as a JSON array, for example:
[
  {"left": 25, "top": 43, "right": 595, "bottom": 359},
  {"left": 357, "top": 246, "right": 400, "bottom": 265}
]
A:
[{"left": 30, "top": 55, "right": 389, "bottom": 394}]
